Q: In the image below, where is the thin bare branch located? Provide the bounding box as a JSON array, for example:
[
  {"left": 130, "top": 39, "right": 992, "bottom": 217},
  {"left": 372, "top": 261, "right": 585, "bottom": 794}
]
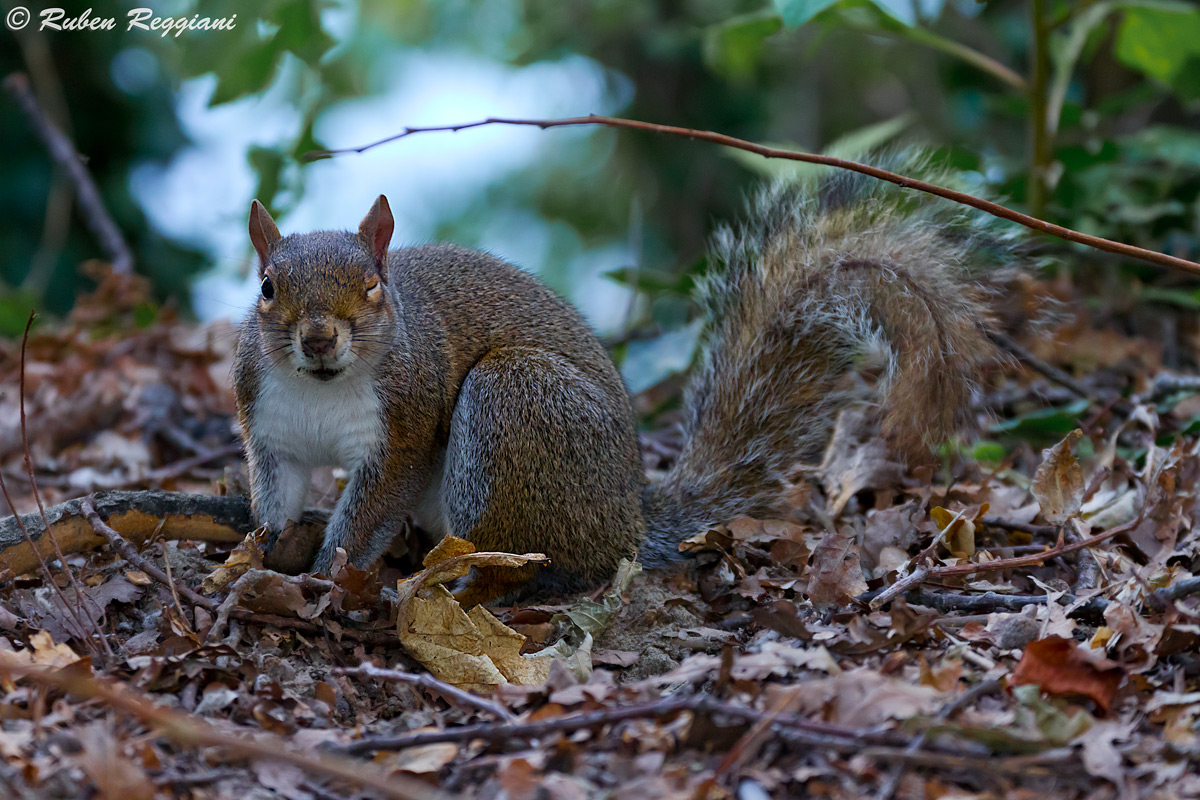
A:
[
  {"left": 308, "top": 115, "right": 1200, "bottom": 276},
  {"left": 3, "top": 73, "right": 132, "bottom": 274}
]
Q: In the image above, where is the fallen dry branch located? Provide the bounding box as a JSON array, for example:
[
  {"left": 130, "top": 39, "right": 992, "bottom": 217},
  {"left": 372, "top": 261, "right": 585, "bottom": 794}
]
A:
[
  {"left": 334, "top": 694, "right": 908, "bottom": 756},
  {"left": 0, "top": 660, "right": 448, "bottom": 800},
  {"left": 862, "top": 575, "right": 1200, "bottom": 619},
  {"left": 336, "top": 663, "right": 517, "bottom": 722},
  {"left": 0, "top": 490, "right": 253, "bottom": 577}
]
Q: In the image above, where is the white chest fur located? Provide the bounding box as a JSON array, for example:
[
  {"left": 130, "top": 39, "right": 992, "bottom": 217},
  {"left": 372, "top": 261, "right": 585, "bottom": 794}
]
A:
[{"left": 250, "top": 368, "right": 384, "bottom": 470}]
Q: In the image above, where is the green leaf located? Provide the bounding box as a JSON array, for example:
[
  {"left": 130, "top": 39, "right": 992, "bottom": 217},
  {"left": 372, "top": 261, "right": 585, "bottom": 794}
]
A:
[
  {"left": 703, "top": 11, "right": 784, "bottom": 80},
  {"left": 775, "top": 0, "right": 914, "bottom": 29},
  {"left": 1115, "top": 6, "right": 1200, "bottom": 86},
  {"left": 773, "top": 0, "right": 841, "bottom": 28},
  {"left": 971, "top": 441, "right": 1007, "bottom": 463},
  {"left": 724, "top": 113, "right": 913, "bottom": 181},
  {"left": 621, "top": 318, "right": 704, "bottom": 395},
  {"left": 992, "top": 400, "right": 1091, "bottom": 438},
  {"left": 604, "top": 266, "right": 694, "bottom": 296},
  {"left": 823, "top": 112, "right": 916, "bottom": 159},
  {"left": 1141, "top": 286, "right": 1200, "bottom": 309},
  {"left": 209, "top": 40, "right": 282, "bottom": 105}
]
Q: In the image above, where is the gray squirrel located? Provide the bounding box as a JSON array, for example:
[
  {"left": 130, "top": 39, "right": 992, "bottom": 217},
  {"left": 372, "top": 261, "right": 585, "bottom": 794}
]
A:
[{"left": 233, "top": 155, "right": 1010, "bottom": 603}]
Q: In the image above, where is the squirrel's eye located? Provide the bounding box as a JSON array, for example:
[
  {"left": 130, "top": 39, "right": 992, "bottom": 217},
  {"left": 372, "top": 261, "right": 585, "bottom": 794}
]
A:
[
  {"left": 366, "top": 278, "right": 382, "bottom": 300},
  {"left": 261, "top": 276, "right": 274, "bottom": 300}
]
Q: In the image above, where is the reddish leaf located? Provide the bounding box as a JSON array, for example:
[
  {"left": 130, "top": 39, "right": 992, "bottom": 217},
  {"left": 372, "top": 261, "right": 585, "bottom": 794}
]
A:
[{"left": 1010, "top": 635, "right": 1125, "bottom": 714}]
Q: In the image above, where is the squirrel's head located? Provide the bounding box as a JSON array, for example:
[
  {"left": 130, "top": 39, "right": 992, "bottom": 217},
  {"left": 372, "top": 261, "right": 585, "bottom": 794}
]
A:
[{"left": 247, "top": 195, "right": 395, "bottom": 382}]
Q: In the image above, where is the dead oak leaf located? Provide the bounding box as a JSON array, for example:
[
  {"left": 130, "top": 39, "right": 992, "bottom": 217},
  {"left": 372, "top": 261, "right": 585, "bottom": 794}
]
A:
[
  {"left": 1032, "top": 429, "right": 1085, "bottom": 525},
  {"left": 806, "top": 525, "right": 867, "bottom": 608},
  {"left": 396, "top": 537, "right": 553, "bottom": 692},
  {"left": 1010, "top": 635, "right": 1124, "bottom": 715}
]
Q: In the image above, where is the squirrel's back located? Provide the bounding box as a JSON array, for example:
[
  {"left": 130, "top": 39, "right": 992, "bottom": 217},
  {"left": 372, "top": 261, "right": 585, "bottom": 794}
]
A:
[{"left": 389, "top": 244, "right": 630, "bottom": 399}]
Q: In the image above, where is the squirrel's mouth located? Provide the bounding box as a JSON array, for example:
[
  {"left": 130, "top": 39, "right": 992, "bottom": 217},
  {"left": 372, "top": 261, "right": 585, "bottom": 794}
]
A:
[{"left": 306, "top": 367, "right": 343, "bottom": 382}]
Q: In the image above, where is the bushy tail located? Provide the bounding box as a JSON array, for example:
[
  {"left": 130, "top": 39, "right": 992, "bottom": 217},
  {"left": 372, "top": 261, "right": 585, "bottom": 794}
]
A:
[{"left": 640, "top": 153, "right": 1019, "bottom": 567}]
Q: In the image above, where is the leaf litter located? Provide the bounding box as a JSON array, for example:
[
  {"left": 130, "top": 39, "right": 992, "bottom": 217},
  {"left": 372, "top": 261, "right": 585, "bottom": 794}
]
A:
[{"left": 0, "top": 270, "right": 1197, "bottom": 797}]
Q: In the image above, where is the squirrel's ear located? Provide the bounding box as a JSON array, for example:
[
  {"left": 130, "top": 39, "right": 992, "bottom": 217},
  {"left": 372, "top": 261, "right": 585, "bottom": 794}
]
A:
[
  {"left": 358, "top": 195, "right": 394, "bottom": 280},
  {"left": 249, "top": 200, "right": 282, "bottom": 275}
]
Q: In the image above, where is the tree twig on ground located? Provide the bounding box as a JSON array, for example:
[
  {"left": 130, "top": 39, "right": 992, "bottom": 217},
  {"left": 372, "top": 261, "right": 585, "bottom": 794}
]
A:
[
  {"left": 702, "top": 686, "right": 804, "bottom": 797},
  {"left": 336, "top": 664, "right": 516, "bottom": 722},
  {"left": 3, "top": 73, "right": 132, "bottom": 274},
  {"left": 332, "top": 695, "right": 902, "bottom": 756},
  {"left": 929, "top": 518, "right": 1139, "bottom": 580},
  {"left": 80, "top": 498, "right": 214, "bottom": 611},
  {"left": 860, "top": 572, "right": 1200, "bottom": 619},
  {"left": 308, "top": 115, "right": 1200, "bottom": 276},
  {"left": 0, "top": 661, "right": 447, "bottom": 800},
  {"left": 77, "top": 499, "right": 399, "bottom": 646},
  {"left": 980, "top": 518, "right": 1060, "bottom": 537},
  {"left": 876, "top": 680, "right": 1003, "bottom": 800}
]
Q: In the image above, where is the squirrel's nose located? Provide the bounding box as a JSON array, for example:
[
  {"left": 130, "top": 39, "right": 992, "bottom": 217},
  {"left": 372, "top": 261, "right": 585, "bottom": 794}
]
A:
[
  {"left": 300, "top": 332, "right": 338, "bottom": 358},
  {"left": 299, "top": 319, "right": 339, "bottom": 359}
]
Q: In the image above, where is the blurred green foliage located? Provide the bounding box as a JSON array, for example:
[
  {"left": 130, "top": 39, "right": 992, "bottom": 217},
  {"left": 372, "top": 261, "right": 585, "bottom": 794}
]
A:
[{"left": 1, "top": 0, "right": 1199, "bottom": 355}]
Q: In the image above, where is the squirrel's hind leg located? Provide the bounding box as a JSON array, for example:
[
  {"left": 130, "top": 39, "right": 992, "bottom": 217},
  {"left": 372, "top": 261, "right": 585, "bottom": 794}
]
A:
[{"left": 442, "top": 347, "right": 644, "bottom": 605}]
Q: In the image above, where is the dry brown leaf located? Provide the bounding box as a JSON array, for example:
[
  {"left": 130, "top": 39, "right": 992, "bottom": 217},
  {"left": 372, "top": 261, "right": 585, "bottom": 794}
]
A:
[
  {"left": 1010, "top": 635, "right": 1125, "bottom": 714},
  {"left": 395, "top": 536, "right": 552, "bottom": 692},
  {"left": 201, "top": 525, "right": 267, "bottom": 594},
  {"left": 375, "top": 741, "right": 459, "bottom": 775},
  {"left": 785, "top": 669, "right": 943, "bottom": 727},
  {"left": 232, "top": 570, "right": 331, "bottom": 620},
  {"left": 1032, "top": 429, "right": 1085, "bottom": 525},
  {"left": 806, "top": 526, "right": 867, "bottom": 607},
  {"left": 0, "top": 630, "right": 82, "bottom": 670},
  {"left": 76, "top": 722, "right": 156, "bottom": 800}
]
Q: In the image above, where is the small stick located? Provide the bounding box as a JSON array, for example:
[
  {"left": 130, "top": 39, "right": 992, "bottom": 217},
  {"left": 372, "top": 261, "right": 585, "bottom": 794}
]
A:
[
  {"left": 980, "top": 518, "right": 1060, "bottom": 537},
  {"left": 990, "top": 331, "right": 1116, "bottom": 408},
  {"left": 700, "top": 686, "right": 803, "bottom": 798},
  {"left": 336, "top": 664, "right": 516, "bottom": 722},
  {"left": 0, "top": 661, "right": 447, "bottom": 800},
  {"left": 861, "top": 574, "right": 1200, "bottom": 618},
  {"left": 82, "top": 498, "right": 214, "bottom": 612},
  {"left": 308, "top": 114, "right": 1200, "bottom": 276},
  {"left": 333, "top": 695, "right": 894, "bottom": 756},
  {"left": 3, "top": 73, "right": 132, "bottom": 274},
  {"left": 869, "top": 567, "right": 930, "bottom": 610},
  {"left": 79, "top": 499, "right": 398, "bottom": 646},
  {"left": 927, "top": 517, "right": 1138, "bottom": 578},
  {"left": 876, "top": 679, "right": 1002, "bottom": 800},
  {"left": 1151, "top": 576, "right": 1200, "bottom": 609},
  {"left": 155, "top": 524, "right": 192, "bottom": 625}
]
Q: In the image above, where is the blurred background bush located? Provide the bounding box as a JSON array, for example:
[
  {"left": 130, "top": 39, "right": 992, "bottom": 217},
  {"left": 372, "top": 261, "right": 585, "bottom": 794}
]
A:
[{"left": 2, "top": 0, "right": 1199, "bottom": 389}]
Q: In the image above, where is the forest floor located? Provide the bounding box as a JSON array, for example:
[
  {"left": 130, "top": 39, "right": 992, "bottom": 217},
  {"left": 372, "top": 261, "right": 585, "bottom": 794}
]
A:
[{"left": 0, "top": 268, "right": 1198, "bottom": 800}]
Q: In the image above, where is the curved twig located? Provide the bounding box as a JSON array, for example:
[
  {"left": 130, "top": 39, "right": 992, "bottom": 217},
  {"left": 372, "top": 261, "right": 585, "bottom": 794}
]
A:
[{"left": 307, "top": 114, "right": 1200, "bottom": 276}]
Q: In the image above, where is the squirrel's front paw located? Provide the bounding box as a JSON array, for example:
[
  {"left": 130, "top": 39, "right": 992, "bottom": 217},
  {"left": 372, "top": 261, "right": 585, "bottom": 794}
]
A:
[{"left": 263, "top": 520, "right": 322, "bottom": 574}]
